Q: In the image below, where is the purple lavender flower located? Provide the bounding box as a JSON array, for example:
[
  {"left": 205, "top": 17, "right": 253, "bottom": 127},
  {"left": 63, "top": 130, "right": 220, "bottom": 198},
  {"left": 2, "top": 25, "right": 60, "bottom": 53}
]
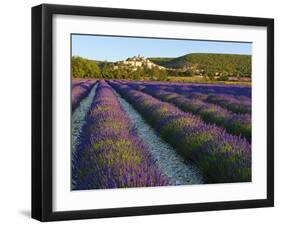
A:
[
  {"left": 125, "top": 82, "right": 251, "bottom": 141},
  {"left": 109, "top": 80, "right": 251, "bottom": 183},
  {"left": 72, "top": 80, "right": 168, "bottom": 190},
  {"left": 72, "top": 79, "right": 97, "bottom": 111}
]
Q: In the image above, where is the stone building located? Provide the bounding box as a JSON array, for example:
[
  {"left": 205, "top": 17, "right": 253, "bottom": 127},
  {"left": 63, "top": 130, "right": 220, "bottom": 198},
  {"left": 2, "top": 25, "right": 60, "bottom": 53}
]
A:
[{"left": 116, "top": 55, "right": 165, "bottom": 70}]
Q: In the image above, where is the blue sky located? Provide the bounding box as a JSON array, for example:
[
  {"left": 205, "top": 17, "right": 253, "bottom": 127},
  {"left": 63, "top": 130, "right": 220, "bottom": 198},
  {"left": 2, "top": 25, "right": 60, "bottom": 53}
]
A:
[{"left": 72, "top": 34, "right": 252, "bottom": 62}]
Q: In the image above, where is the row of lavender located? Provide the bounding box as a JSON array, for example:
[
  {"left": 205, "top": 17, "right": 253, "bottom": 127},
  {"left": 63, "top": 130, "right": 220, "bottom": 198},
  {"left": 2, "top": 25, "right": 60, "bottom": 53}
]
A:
[
  {"left": 125, "top": 80, "right": 252, "bottom": 98},
  {"left": 172, "top": 88, "right": 251, "bottom": 114},
  {"left": 120, "top": 81, "right": 251, "bottom": 141},
  {"left": 72, "top": 78, "right": 86, "bottom": 88},
  {"left": 109, "top": 80, "right": 251, "bottom": 183},
  {"left": 126, "top": 80, "right": 251, "bottom": 114},
  {"left": 72, "top": 79, "right": 97, "bottom": 111},
  {"left": 72, "top": 81, "right": 168, "bottom": 189}
]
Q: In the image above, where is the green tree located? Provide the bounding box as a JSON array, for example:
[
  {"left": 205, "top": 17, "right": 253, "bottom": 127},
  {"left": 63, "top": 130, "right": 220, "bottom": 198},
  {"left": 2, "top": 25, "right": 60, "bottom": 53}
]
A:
[{"left": 72, "top": 56, "right": 100, "bottom": 78}]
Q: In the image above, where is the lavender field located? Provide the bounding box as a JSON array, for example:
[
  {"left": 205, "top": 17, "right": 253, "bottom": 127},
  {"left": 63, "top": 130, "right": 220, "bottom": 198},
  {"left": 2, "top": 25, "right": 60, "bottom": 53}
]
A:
[{"left": 71, "top": 78, "right": 251, "bottom": 190}]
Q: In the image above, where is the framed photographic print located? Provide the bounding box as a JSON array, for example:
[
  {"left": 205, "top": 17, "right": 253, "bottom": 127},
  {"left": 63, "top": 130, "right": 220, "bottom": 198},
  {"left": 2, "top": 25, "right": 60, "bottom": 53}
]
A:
[{"left": 31, "top": 4, "right": 274, "bottom": 221}]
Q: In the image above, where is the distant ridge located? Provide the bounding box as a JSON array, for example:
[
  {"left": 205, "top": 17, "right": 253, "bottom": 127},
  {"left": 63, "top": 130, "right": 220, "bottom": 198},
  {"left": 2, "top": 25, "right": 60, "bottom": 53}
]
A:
[{"left": 148, "top": 53, "right": 251, "bottom": 76}]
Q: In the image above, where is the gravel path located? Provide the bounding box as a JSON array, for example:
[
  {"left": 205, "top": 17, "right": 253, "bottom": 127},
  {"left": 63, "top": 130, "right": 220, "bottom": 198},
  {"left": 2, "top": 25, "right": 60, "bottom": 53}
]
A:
[{"left": 114, "top": 90, "right": 204, "bottom": 185}]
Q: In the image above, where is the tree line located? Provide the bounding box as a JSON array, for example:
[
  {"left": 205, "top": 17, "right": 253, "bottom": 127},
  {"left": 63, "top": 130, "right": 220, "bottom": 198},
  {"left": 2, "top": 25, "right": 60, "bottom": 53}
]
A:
[{"left": 72, "top": 56, "right": 168, "bottom": 81}]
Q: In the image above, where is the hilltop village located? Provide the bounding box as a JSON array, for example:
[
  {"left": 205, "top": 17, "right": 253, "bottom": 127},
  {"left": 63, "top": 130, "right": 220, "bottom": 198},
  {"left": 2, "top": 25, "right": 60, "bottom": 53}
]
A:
[{"left": 114, "top": 55, "right": 166, "bottom": 71}]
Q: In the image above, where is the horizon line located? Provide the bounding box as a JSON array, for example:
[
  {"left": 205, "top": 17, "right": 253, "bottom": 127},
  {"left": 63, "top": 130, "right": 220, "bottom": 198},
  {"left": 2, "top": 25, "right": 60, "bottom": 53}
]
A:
[{"left": 72, "top": 52, "right": 252, "bottom": 62}]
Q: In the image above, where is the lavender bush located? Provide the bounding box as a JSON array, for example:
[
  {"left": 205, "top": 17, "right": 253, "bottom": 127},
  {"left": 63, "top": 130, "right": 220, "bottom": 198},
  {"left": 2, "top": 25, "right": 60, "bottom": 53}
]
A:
[
  {"left": 72, "top": 78, "right": 85, "bottom": 88},
  {"left": 162, "top": 86, "right": 251, "bottom": 114},
  {"left": 72, "top": 80, "right": 96, "bottom": 111},
  {"left": 126, "top": 83, "right": 251, "bottom": 141},
  {"left": 123, "top": 80, "right": 251, "bottom": 97},
  {"left": 126, "top": 81, "right": 251, "bottom": 114},
  {"left": 109, "top": 81, "right": 251, "bottom": 183},
  {"left": 72, "top": 80, "right": 168, "bottom": 190}
]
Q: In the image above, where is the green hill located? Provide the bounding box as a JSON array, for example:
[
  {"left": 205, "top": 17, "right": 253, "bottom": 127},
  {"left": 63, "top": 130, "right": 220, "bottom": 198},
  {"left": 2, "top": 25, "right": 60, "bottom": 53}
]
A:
[
  {"left": 89, "top": 60, "right": 113, "bottom": 69},
  {"left": 149, "top": 53, "right": 251, "bottom": 77}
]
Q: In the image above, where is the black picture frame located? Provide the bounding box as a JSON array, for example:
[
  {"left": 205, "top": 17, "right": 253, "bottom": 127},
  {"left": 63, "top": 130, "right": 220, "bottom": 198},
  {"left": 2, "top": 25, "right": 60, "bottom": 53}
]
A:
[{"left": 32, "top": 3, "right": 274, "bottom": 222}]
